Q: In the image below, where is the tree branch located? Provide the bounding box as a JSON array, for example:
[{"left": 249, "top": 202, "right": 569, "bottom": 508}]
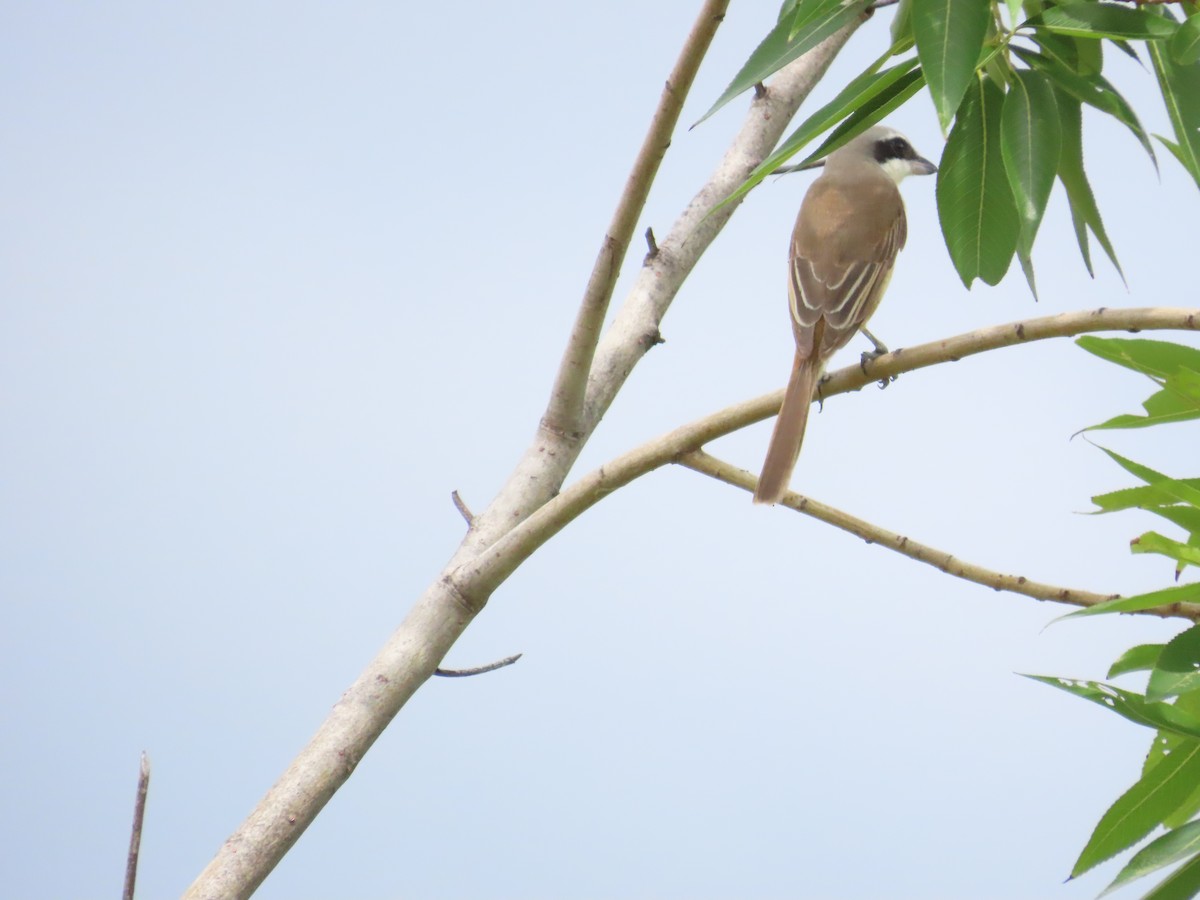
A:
[
  {"left": 678, "top": 449, "right": 1200, "bottom": 621},
  {"left": 182, "top": 7, "right": 867, "bottom": 898},
  {"left": 542, "top": 0, "right": 730, "bottom": 442},
  {"left": 454, "top": 308, "right": 1200, "bottom": 591},
  {"left": 463, "top": 17, "right": 865, "bottom": 557}
]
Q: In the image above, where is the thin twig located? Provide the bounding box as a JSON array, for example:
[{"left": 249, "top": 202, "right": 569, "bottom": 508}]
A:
[
  {"left": 435, "top": 653, "right": 524, "bottom": 677},
  {"left": 644, "top": 227, "right": 659, "bottom": 261},
  {"left": 123, "top": 752, "right": 151, "bottom": 900},
  {"left": 678, "top": 449, "right": 1200, "bottom": 621},
  {"left": 451, "top": 490, "right": 474, "bottom": 525},
  {"left": 541, "top": 0, "right": 730, "bottom": 440}
]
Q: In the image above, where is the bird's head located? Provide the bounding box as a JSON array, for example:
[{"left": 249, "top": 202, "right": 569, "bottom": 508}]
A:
[{"left": 830, "top": 126, "right": 938, "bottom": 184}]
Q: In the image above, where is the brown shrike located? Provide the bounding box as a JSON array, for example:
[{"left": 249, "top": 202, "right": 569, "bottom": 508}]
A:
[{"left": 753, "top": 126, "right": 936, "bottom": 505}]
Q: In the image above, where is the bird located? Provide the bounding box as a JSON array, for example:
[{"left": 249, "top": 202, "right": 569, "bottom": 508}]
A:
[{"left": 753, "top": 125, "right": 937, "bottom": 505}]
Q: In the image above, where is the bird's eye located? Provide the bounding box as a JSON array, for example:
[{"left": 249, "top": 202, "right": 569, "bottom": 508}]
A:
[{"left": 874, "top": 137, "right": 914, "bottom": 163}]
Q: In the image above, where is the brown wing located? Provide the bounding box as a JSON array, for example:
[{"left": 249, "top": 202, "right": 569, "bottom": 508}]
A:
[{"left": 787, "top": 176, "right": 906, "bottom": 361}]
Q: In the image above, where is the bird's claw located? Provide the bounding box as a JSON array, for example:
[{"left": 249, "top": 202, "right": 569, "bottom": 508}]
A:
[
  {"left": 860, "top": 350, "right": 897, "bottom": 389},
  {"left": 816, "top": 373, "right": 831, "bottom": 412},
  {"left": 859, "top": 327, "right": 896, "bottom": 388},
  {"left": 859, "top": 347, "right": 886, "bottom": 374}
]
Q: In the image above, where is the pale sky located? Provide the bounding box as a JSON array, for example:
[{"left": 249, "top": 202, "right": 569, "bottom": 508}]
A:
[{"left": 4, "top": 3, "right": 1199, "bottom": 898}]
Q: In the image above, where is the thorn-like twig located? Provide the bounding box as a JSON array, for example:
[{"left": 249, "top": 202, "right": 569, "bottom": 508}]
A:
[
  {"left": 644, "top": 227, "right": 659, "bottom": 261},
  {"left": 451, "top": 490, "right": 474, "bottom": 525},
  {"left": 753, "top": 81, "right": 767, "bottom": 99},
  {"left": 435, "top": 653, "right": 523, "bottom": 678},
  {"left": 123, "top": 752, "right": 151, "bottom": 900}
]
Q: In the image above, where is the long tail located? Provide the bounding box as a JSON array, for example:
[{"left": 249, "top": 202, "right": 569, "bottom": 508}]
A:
[{"left": 753, "top": 351, "right": 818, "bottom": 505}]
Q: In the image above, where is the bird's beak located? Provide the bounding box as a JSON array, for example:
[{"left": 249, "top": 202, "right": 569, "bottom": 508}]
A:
[{"left": 911, "top": 156, "right": 938, "bottom": 176}]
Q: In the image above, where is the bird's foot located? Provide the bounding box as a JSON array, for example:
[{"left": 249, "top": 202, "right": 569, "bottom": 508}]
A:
[
  {"left": 859, "top": 327, "right": 897, "bottom": 389},
  {"left": 816, "top": 373, "right": 831, "bottom": 412}
]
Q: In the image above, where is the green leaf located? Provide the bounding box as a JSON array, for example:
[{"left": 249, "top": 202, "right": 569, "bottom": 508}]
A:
[
  {"left": 1147, "top": 693, "right": 1200, "bottom": 830},
  {"left": 698, "top": 0, "right": 871, "bottom": 125},
  {"left": 912, "top": 0, "right": 991, "bottom": 132},
  {"left": 891, "top": 0, "right": 914, "bottom": 49},
  {"left": 936, "top": 75, "right": 1019, "bottom": 286},
  {"left": 1168, "top": 368, "right": 1200, "bottom": 406},
  {"left": 1101, "top": 823, "right": 1200, "bottom": 897},
  {"left": 1054, "top": 89, "right": 1124, "bottom": 280},
  {"left": 1134, "top": 532, "right": 1200, "bottom": 570},
  {"left": 1087, "top": 398, "right": 1200, "bottom": 431},
  {"left": 1004, "top": 0, "right": 1023, "bottom": 29},
  {"left": 1026, "top": 675, "right": 1200, "bottom": 739},
  {"left": 1136, "top": 853, "right": 1200, "bottom": 900},
  {"left": 715, "top": 60, "right": 927, "bottom": 213},
  {"left": 1077, "top": 340, "right": 1200, "bottom": 429},
  {"left": 1035, "top": 2, "right": 1178, "bottom": 41},
  {"left": 1000, "top": 69, "right": 1061, "bottom": 276},
  {"left": 1099, "top": 449, "right": 1200, "bottom": 508},
  {"left": 1016, "top": 45, "right": 1157, "bottom": 165},
  {"left": 1150, "top": 9, "right": 1200, "bottom": 191},
  {"left": 1091, "top": 483, "right": 1200, "bottom": 515},
  {"left": 1111, "top": 38, "right": 1144, "bottom": 63},
  {"left": 1150, "top": 507, "right": 1200, "bottom": 538},
  {"left": 1111, "top": 644, "right": 1167, "bottom": 680},
  {"left": 1071, "top": 739, "right": 1200, "bottom": 877},
  {"left": 1172, "top": 13, "right": 1200, "bottom": 65},
  {"left": 1015, "top": 245, "right": 1039, "bottom": 299},
  {"left": 791, "top": 67, "right": 927, "bottom": 168},
  {"left": 1078, "top": 337, "right": 1200, "bottom": 381},
  {"left": 748, "top": 55, "right": 921, "bottom": 187},
  {"left": 1149, "top": 626, "right": 1200, "bottom": 702},
  {"left": 1058, "top": 582, "right": 1200, "bottom": 619},
  {"left": 1076, "top": 34, "right": 1104, "bottom": 74}
]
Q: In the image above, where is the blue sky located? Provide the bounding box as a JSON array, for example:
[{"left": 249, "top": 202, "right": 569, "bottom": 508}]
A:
[{"left": 3, "top": 3, "right": 1199, "bottom": 898}]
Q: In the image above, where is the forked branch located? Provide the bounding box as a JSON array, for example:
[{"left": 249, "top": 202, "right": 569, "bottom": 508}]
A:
[{"left": 455, "top": 308, "right": 1200, "bottom": 596}]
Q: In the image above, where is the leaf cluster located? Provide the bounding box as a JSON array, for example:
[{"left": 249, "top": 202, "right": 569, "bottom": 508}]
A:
[
  {"left": 1033, "top": 338, "right": 1200, "bottom": 898},
  {"left": 706, "top": 0, "right": 1200, "bottom": 296}
]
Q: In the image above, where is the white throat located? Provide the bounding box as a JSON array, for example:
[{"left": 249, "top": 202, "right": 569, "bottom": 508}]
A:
[{"left": 880, "top": 156, "right": 915, "bottom": 184}]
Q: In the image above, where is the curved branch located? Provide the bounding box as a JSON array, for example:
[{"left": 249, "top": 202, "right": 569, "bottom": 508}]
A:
[
  {"left": 543, "top": 0, "right": 730, "bottom": 440},
  {"left": 679, "top": 449, "right": 1200, "bottom": 621},
  {"left": 454, "top": 307, "right": 1200, "bottom": 591},
  {"left": 183, "top": 5, "right": 847, "bottom": 896},
  {"left": 465, "top": 17, "right": 866, "bottom": 554}
]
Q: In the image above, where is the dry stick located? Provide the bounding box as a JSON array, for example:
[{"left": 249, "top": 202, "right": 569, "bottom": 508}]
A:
[
  {"left": 453, "top": 308, "right": 1200, "bottom": 596},
  {"left": 434, "top": 653, "right": 524, "bottom": 678},
  {"left": 679, "top": 449, "right": 1200, "bottom": 621},
  {"left": 123, "top": 752, "right": 151, "bottom": 900},
  {"left": 450, "top": 490, "right": 473, "bottom": 526}
]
